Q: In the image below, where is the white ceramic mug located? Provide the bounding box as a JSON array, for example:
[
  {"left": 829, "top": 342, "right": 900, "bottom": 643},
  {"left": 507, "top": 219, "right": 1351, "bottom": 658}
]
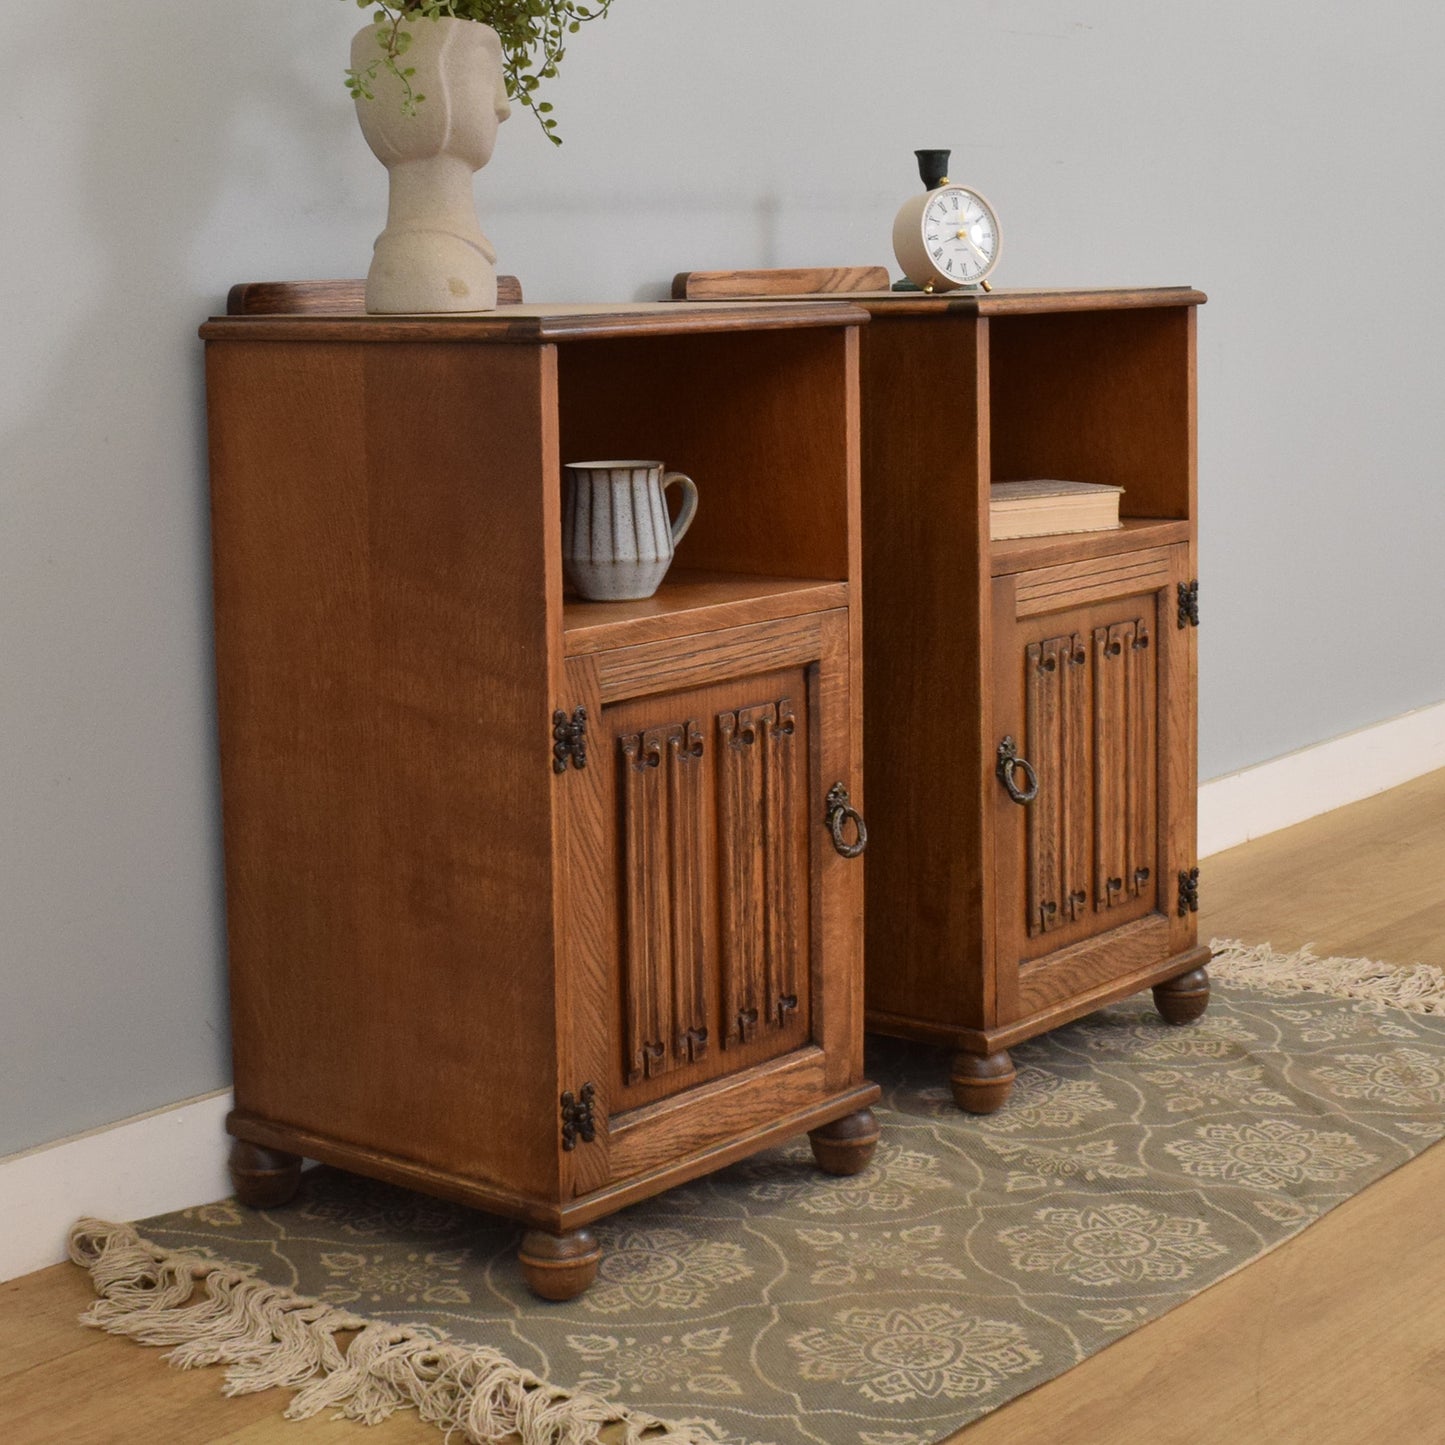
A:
[{"left": 562, "top": 461, "right": 699, "bottom": 601}]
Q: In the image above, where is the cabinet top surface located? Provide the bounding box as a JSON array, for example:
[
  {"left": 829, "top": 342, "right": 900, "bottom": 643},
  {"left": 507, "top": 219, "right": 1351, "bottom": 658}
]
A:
[
  {"left": 201, "top": 298, "right": 869, "bottom": 344},
  {"left": 839, "top": 285, "right": 1207, "bottom": 317}
]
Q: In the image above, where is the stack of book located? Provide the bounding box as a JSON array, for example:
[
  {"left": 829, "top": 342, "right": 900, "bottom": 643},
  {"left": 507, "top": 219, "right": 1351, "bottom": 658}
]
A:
[{"left": 989, "top": 480, "right": 1124, "bottom": 541}]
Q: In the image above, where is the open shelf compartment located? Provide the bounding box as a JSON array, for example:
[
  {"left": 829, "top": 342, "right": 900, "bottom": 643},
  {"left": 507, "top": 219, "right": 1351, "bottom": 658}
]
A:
[
  {"left": 554, "top": 325, "right": 856, "bottom": 649},
  {"left": 986, "top": 305, "right": 1195, "bottom": 568}
]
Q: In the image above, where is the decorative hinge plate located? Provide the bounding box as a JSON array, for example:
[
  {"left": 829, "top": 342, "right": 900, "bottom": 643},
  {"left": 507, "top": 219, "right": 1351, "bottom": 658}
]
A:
[
  {"left": 552, "top": 707, "right": 588, "bottom": 773},
  {"left": 1177, "top": 579, "right": 1200, "bottom": 629},
  {"left": 561, "top": 1083, "right": 597, "bottom": 1151},
  {"left": 1178, "top": 866, "right": 1200, "bottom": 916}
]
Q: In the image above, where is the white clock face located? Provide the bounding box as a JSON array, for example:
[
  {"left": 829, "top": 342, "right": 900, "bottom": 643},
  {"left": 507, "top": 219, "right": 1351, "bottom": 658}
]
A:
[{"left": 922, "top": 187, "right": 999, "bottom": 285}]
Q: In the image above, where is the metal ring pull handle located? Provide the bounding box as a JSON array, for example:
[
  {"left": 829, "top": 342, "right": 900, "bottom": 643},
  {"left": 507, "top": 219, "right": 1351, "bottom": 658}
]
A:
[
  {"left": 996, "top": 736, "right": 1039, "bottom": 805},
  {"left": 825, "top": 783, "right": 868, "bottom": 859}
]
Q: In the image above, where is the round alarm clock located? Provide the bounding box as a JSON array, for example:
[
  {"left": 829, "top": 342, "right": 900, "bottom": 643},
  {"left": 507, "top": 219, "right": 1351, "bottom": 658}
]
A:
[{"left": 892, "top": 149, "right": 1001, "bottom": 294}]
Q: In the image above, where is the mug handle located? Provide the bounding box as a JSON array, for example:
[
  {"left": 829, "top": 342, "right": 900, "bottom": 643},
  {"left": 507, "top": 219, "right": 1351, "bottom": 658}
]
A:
[{"left": 662, "top": 472, "right": 699, "bottom": 546}]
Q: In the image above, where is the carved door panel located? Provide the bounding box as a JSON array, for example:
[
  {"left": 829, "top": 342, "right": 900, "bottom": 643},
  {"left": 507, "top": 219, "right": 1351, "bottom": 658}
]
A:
[
  {"left": 606, "top": 678, "right": 812, "bottom": 1103},
  {"left": 560, "top": 611, "right": 859, "bottom": 1194},
  {"left": 990, "top": 545, "right": 1195, "bottom": 1027}
]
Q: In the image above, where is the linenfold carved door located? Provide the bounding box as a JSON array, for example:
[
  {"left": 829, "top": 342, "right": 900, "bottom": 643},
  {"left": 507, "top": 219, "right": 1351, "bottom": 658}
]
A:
[
  {"left": 990, "top": 544, "right": 1195, "bottom": 1028},
  {"left": 561, "top": 611, "right": 860, "bottom": 1195}
]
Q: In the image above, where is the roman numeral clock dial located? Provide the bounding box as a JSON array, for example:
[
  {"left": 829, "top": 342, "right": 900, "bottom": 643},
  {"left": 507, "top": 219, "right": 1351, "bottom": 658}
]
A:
[{"left": 893, "top": 149, "right": 1002, "bottom": 295}]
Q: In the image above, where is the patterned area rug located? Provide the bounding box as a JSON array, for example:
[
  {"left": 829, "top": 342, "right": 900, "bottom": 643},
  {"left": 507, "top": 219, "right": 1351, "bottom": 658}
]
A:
[{"left": 71, "top": 942, "right": 1445, "bottom": 1445}]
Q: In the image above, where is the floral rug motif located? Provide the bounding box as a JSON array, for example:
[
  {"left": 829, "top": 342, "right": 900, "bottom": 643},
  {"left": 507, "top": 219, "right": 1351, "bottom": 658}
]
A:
[{"left": 108, "top": 950, "right": 1445, "bottom": 1445}]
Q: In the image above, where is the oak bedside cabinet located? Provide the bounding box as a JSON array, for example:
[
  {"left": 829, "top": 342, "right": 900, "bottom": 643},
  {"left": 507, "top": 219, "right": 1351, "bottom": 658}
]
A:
[
  {"left": 675, "top": 276, "right": 1211, "bottom": 1114},
  {"left": 203, "top": 290, "right": 879, "bottom": 1298},
  {"left": 858, "top": 288, "right": 1210, "bottom": 1113}
]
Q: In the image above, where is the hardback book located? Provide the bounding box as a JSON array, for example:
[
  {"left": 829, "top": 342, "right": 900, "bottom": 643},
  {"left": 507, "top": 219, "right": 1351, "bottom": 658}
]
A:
[{"left": 989, "top": 479, "right": 1124, "bottom": 540}]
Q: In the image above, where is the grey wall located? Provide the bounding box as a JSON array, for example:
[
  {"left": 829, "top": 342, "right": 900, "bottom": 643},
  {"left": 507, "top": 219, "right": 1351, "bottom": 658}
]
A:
[{"left": 4, "top": 0, "right": 1443, "bottom": 1156}]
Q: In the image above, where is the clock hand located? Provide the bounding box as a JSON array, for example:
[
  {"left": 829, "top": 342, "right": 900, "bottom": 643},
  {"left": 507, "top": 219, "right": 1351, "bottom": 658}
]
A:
[{"left": 956, "top": 230, "right": 991, "bottom": 265}]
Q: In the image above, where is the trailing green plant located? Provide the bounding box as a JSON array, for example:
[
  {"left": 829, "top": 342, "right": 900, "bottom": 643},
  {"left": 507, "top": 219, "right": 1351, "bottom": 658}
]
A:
[{"left": 343, "top": 0, "right": 614, "bottom": 144}]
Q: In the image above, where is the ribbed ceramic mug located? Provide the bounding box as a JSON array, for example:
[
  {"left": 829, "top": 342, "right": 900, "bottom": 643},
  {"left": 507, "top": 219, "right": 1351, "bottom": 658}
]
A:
[{"left": 562, "top": 461, "right": 699, "bottom": 601}]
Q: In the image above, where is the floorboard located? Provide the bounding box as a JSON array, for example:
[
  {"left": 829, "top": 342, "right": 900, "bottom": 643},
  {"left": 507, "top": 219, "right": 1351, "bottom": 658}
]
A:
[
  {"left": 1197, "top": 768, "right": 1445, "bottom": 965},
  {"left": 3, "top": 769, "right": 1442, "bottom": 1444}
]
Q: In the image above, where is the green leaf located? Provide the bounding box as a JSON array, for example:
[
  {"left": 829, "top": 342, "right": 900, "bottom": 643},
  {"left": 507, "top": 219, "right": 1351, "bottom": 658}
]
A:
[{"left": 339, "top": 0, "right": 616, "bottom": 139}]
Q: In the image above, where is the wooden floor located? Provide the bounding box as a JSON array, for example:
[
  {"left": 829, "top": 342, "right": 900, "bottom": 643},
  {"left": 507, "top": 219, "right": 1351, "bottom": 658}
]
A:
[{"left": 4, "top": 769, "right": 1444, "bottom": 1445}]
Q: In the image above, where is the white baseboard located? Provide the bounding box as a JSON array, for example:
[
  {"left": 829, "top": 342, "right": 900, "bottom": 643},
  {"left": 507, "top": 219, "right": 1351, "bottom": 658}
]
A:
[
  {"left": 1199, "top": 699, "right": 1445, "bottom": 858},
  {"left": 0, "top": 1090, "right": 234, "bottom": 1283}
]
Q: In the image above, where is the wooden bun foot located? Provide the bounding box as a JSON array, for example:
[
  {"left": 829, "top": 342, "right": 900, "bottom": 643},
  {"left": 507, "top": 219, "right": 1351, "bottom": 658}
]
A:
[
  {"left": 809, "top": 1108, "right": 880, "bottom": 1176},
  {"left": 1153, "top": 966, "right": 1211, "bottom": 1025},
  {"left": 518, "top": 1228, "right": 602, "bottom": 1301},
  {"left": 228, "top": 1139, "right": 302, "bottom": 1209},
  {"left": 950, "top": 1049, "right": 1016, "bottom": 1114}
]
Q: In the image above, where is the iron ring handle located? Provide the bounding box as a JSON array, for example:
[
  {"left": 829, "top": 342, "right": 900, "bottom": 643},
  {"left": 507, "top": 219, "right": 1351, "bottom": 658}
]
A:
[
  {"left": 996, "top": 737, "right": 1039, "bottom": 805},
  {"left": 825, "top": 783, "right": 868, "bottom": 859}
]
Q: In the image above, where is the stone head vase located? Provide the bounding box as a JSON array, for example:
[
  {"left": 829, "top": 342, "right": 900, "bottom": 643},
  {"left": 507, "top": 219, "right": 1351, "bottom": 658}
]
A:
[{"left": 351, "top": 17, "right": 511, "bottom": 314}]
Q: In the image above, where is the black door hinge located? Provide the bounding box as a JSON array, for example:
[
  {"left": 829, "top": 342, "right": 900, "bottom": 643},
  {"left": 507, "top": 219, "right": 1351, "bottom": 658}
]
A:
[
  {"left": 561, "top": 1083, "right": 598, "bottom": 1150},
  {"left": 552, "top": 707, "right": 588, "bottom": 773},
  {"left": 1177, "top": 580, "right": 1200, "bottom": 629},
  {"left": 1178, "top": 867, "right": 1200, "bottom": 916}
]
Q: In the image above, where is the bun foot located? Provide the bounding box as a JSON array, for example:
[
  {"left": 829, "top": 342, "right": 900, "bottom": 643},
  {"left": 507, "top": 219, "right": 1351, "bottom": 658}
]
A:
[
  {"left": 519, "top": 1228, "right": 601, "bottom": 1301},
  {"left": 228, "top": 1139, "right": 302, "bottom": 1208},
  {"left": 1154, "top": 966, "right": 1211, "bottom": 1025},
  {"left": 951, "top": 1049, "right": 1016, "bottom": 1114},
  {"left": 809, "top": 1108, "right": 880, "bottom": 1176}
]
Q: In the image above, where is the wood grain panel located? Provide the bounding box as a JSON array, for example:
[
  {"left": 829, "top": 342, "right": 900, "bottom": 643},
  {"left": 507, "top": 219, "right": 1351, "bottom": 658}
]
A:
[
  {"left": 1127, "top": 616, "right": 1156, "bottom": 901},
  {"left": 668, "top": 728, "right": 711, "bottom": 1069},
  {"left": 600, "top": 664, "right": 822, "bottom": 1116},
  {"left": 563, "top": 573, "right": 847, "bottom": 655},
  {"left": 683, "top": 283, "right": 1206, "bottom": 318},
  {"left": 764, "top": 701, "right": 802, "bottom": 1028},
  {"left": 225, "top": 276, "right": 523, "bottom": 314},
  {"left": 1026, "top": 637, "right": 1064, "bottom": 936},
  {"left": 619, "top": 722, "right": 708, "bottom": 1082},
  {"left": 1160, "top": 544, "right": 1198, "bottom": 952},
  {"left": 991, "top": 517, "right": 1190, "bottom": 576},
  {"left": 609, "top": 1050, "right": 827, "bottom": 1178},
  {"left": 594, "top": 614, "right": 826, "bottom": 703},
  {"left": 859, "top": 314, "right": 992, "bottom": 1030},
  {"left": 993, "top": 574, "right": 1176, "bottom": 1020},
  {"left": 859, "top": 286, "right": 1207, "bottom": 317},
  {"left": 202, "top": 301, "right": 868, "bottom": 345},
  {"left": 717, "top": 700, "right": 804, "bottom": 1046},
  {"left": 673, "top": 266, "right": 889, "bottom": 299},
  {"left": 718, "top": 707, "right": 766, "bottom": 1046},
  {"left": 1088, "top": 615, "right": 1157, "bottom": 916},
  {"left": 225, "top": 1112, "right": 572, "bottom": 1231},
  {"left": 808, "top": 609, "right": 867, "bottom": 1094},
  {"left": 208, "top": 338, "right": 562, "bottom": 1197},
  {"left": 1092, "top": 621, "right": 1129, "bottom": 910},
  {"left": 1014, "top": 547, "right": 1172, "bottom": 617},
  {"left": 559, "top": 653, "right": 613, "bottom": 1200},
  {"left": 1024, "top": 633, "right": 1090, "bottom": 938},
  {"left": 1017, "top": 915, "right": 1172, "bottom": 1016}
]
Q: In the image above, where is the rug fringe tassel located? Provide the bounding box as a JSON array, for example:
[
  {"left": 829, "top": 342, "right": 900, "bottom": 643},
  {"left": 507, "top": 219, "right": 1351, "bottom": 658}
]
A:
[
  {"left": 67, "top": 1220, "right": 700, "bottom": 1445},
  {"left": 1210, "top": 938, "right": 1445, "bottom": 1014}
]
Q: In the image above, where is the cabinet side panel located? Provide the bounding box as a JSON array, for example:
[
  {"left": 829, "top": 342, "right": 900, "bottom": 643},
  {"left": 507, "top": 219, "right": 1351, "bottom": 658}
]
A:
[
  {"left": 208, "top": 339, "right": 561, "bottom": 1198},
  {"left": 860, "top": 317, "right": 990, "bottom": 1030}
]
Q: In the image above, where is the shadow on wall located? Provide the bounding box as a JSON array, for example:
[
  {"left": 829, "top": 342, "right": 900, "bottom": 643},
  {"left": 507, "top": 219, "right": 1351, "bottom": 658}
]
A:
[{"left": 0, "top": 2, "right": 371, "bottom": 1150}]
